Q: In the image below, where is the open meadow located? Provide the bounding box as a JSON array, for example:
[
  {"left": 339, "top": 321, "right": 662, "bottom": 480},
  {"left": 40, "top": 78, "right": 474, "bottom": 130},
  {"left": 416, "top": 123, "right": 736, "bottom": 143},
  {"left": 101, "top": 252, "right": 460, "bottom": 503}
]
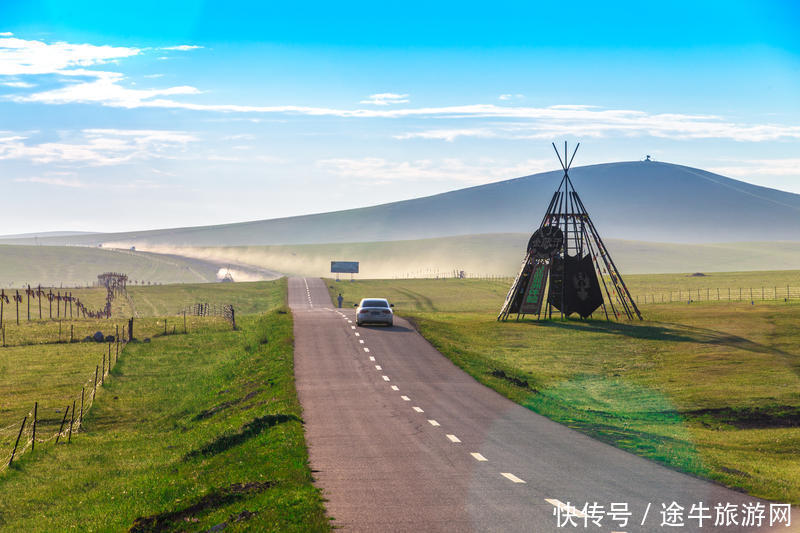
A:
[
  {"left": 0, "top": 279, "right": 329, "bottom": 532},
  {"left": 328, "top": 271, "right": 800, "bottom": 504}
]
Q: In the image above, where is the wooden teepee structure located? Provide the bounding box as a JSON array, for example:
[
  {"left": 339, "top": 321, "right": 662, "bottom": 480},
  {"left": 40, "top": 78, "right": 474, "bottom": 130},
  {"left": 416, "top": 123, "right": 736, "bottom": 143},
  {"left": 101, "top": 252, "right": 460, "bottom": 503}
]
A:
[{"left": 498, "top": 142, "right": 641, "bottom": 321}]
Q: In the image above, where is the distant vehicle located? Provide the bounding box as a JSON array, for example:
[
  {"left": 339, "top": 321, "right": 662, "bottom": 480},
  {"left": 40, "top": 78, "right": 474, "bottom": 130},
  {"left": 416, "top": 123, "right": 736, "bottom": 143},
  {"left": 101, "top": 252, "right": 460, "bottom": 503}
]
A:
[{"left": 355, "top": 298, "right": 394, "bottom": 327}]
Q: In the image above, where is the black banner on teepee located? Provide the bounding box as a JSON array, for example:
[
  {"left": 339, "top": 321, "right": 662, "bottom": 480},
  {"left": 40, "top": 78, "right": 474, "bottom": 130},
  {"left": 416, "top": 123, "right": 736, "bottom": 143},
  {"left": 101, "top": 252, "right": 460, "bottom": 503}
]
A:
[{"left": 548, "top": 255, "right": 603, "bottom": 318}]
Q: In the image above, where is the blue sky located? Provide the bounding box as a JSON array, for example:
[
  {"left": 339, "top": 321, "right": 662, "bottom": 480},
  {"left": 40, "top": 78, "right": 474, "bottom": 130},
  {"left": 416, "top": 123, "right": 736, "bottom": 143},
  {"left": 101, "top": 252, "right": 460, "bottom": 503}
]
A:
[{"left": 0, "top": 0, "right": 798, "bottom": 233}]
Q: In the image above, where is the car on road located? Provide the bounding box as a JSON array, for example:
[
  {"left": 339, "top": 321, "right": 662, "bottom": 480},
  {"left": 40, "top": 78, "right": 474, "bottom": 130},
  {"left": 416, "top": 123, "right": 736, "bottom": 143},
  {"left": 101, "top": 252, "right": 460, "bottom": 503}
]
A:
[{"left": 355, "top": 298, "right": 394, "bottom": 327}]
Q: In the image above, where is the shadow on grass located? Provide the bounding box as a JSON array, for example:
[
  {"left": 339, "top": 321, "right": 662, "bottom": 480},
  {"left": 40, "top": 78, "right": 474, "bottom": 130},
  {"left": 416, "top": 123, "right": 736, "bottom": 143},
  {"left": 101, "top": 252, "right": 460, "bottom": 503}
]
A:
[
  {"left": 528, "top": 318, "right": 791, "bottom": 357},
  {"left": 129, "top": 481, "right": 272, "bottom": 532},
  {"left": 184, "top": 414, "right": 298, "bottom": 460}
]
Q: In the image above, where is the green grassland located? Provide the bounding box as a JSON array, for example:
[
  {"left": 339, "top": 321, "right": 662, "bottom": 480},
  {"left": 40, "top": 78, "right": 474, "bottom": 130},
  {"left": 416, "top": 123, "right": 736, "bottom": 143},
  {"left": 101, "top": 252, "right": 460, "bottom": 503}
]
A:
[
  {"left": 148, "top": 235, "right": 800, "bottom": 278},
  {"left": 0, "top": 244, "right": 219, "bottom": 286},
  {"left": 0, "top": 279, "right": 329, "bottom": 531},
  {"left": 327, "top": 274, "right": 800, "bottom": 504}
]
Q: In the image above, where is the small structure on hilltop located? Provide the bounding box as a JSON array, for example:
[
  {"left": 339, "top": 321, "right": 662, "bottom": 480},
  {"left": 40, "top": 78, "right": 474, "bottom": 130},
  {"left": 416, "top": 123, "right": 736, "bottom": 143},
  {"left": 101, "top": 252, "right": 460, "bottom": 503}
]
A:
[{"left": 498, "top": 142, "right": 641, "bottom": 321}]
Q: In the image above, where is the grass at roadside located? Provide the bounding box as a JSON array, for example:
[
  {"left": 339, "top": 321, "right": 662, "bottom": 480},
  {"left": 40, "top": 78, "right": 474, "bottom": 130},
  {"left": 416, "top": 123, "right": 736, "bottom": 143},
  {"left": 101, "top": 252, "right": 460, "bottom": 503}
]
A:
[
  {"left": 327, "top": 276, "right": 800, "bottom": 504},
  {"left": 0, "top": 279, "right": 329, "bottom": 532}
]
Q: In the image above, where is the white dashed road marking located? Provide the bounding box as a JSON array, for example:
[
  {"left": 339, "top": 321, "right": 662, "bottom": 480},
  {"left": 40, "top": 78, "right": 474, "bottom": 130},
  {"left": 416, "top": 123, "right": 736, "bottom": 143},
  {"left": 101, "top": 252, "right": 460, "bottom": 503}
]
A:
[
  {"left": 390, "top": 385, "right": 399, "bottom": 391},
  {"left": 351, "top": 326, "right": 356, "bottom": 330},
  {"left": 375, "top": 365, "right": 382, "bottom": 370},
  {"left": 470, "top": 453, "right": 487, "bottom": 462},
  {"left": 364, "top": 347, "right": 370, "bottom": 353},
  {"left": 359, "top": 340, "right": 365, "bottom": 344},
  {"left": 412, "top": 406, "right": 424, "bottom": 413},
  {"left": 354, "top": 332, "right": 360, "bottom": 337},
  {"left": 446, "top": 434, "right": 461, "bottom": 443},
  {"left": 369, "top": 356, "right": 375, "bottom": 361},
  {"left": 428, "top": 419, "right": 440, "bottom": 427},
  {"left": 382, "top": 375, "right": 390, "bottom": 381},
  {"left": 501, "top": 473, "right": 526, "bottom": 484},
  {"left": 545, "top": 499, "right": 587, "bottom": 518},
  {"left": 400, "top": 395, "right": 410, "bottom": 401}
]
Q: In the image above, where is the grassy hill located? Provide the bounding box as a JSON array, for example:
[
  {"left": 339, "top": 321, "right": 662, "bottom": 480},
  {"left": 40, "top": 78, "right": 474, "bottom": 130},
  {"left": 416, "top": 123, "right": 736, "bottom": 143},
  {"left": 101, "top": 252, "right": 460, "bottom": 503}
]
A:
[
  {"left": 130, "top": 235, "right": 800, "bottom": 277},
  {"left": 1, "top": 161, "right": 798, "bottom": 247},
  {"left": 0, "top": 245, "right": 223, "bottom": 286}
]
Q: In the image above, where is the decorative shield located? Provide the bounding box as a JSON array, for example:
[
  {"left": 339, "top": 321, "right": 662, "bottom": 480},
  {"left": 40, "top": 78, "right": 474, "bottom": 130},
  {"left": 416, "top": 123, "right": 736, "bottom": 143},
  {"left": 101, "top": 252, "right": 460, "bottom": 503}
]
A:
[{"left": 527, "top": 226, "right": 563, "bottom": 259}]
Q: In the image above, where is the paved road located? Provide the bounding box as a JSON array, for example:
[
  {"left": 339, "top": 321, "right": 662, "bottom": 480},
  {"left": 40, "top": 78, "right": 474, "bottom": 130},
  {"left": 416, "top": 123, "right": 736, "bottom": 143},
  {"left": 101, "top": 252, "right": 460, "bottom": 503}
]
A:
[{"left": 291, "top": 277, "right": 789, "bottom": 532}]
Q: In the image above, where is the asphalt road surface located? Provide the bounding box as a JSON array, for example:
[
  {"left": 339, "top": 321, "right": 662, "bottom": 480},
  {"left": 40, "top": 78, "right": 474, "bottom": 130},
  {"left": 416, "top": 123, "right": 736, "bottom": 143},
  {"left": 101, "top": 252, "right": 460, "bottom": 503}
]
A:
[{"left": 291, "top": 277, "right": 790, "bottom": 532}]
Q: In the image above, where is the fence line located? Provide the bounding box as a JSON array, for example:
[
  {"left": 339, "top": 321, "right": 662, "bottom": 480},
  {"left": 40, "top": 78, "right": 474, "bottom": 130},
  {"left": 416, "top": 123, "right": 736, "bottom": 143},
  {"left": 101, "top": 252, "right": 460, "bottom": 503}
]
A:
[
  {"left": 0, "top": 334, "right": 128, "bottom": 474},
  {"left": 180, "top": 303, "right": 236, "bottom": 330},
  {"left": 632, "top": 286, "right": 800, "bottom": 305}
]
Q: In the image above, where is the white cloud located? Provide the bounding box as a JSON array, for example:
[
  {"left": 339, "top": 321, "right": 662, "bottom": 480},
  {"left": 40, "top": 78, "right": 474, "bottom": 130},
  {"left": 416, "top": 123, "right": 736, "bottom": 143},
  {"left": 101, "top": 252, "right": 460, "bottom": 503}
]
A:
[
  {"left": 0, "top": 36, "right": 139, "bottom": 76},
  {"left": 143, "top": 73, "right": 165, "bottom": 78},
  {"left": 317, "top": 157, "right": 553, "bottom": 185},
  {"left": 3, "top": 35, "right": 799, "bottom": 144},
  {"left": 499, "top": 94, "right": 524, "bottom": 101},
  {"left": 0, "top": 129, "right": 198, "bottom": 166},
  {"left": 360, "top": 93, "right": 410, "bottom": 106},
  {"left": 14, "top": 176, "right": 88, "bottom": 188},
  {"left": 2, "top": 80, "right": 34, "bottom": 88},
  {"left": 161, "top": 45, "right": 202, "bottom": 51},
  {"left": 0, "top": 32, "right": 13, "bottom": 37}
]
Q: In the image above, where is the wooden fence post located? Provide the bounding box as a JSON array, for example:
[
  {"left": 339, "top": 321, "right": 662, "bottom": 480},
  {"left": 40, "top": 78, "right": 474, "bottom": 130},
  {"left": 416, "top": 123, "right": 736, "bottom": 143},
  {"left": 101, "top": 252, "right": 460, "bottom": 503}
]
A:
[
  {"left": 9, "top": 416, "right": 27, "bottom": 466},
  {"left": 32, "top": 402, "right": 37, "bottom": 453},
  {"left": 128, "top": 318, "right": 133, "bottom": 341},
  {"left": 80, "top": 387, "right": 84, "bottom": 427},
  {"left": 70, "top": 324, "right": 74, "bottom": 343},
  {"left": 93, "top": 366, "right": 98, "bottom": 397},
  {"left": 68, "top": 400, "right": 75, "bottom": 443},
  {"left": 55, "top": 406, "right": 69, "bottom": 444},
  {"left": 101, "top": 354, "right": 105, "bottom": 385}
]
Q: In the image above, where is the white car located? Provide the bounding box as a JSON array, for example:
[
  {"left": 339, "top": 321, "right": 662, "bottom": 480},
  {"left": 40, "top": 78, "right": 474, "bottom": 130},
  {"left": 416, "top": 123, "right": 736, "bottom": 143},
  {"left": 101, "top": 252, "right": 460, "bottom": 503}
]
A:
[{"left": 355, "top": 298, "right": 394, "bottom": 327}]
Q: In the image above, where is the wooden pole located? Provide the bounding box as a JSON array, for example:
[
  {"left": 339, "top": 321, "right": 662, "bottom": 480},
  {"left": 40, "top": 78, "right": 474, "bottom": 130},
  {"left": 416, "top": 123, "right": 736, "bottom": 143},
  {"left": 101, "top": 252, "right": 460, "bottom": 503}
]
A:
[
  {"left": 93, "top": 365, "right": 98, "bottom": 397},
  {"left": 55, "top": 406, "right": 69, "bottom": 444},
  {"left": 9, "top": 416, "right": 27, "bottom": 466},
  {"left": 80, "top": 387, "right": 84, "bottom": 427},
  {"left": 70, "top": 324, "right": 74, "bottom": 343},
  {"left": 31, "top": 402, "right": 37, "bottom": 452},
  {"left": 68, "top": 400, "right": 75, "bottom": 443},
  {"left": 101, "top": 354, "right": 105, "bottom": 385}
]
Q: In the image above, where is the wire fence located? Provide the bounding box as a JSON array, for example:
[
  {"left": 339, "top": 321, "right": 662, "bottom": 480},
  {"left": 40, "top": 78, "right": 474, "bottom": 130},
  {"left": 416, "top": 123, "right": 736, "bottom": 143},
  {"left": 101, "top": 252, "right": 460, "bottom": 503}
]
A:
[
  {"left": 0, "top": 307, "right": 235, "bottom": 475},
  {"left": 632, "top": 286, "right": 800, "bottom": 305},
  {"left": 181, "top": 303, "right": 236, "bottom": 329},
  {"left": 0, "top": 336, "right": 127, "bottom": 473}
]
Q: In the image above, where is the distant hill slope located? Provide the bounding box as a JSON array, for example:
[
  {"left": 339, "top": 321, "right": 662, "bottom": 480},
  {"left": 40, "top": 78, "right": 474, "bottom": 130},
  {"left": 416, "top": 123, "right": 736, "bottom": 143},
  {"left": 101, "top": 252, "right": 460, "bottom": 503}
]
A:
[
  {"left": 137, "top": 235, "right": 800, "bottom": 277},
  {"left": 0, "top": 245, "right": 221, "bottom": 286},
  {"left": 1, "top": 161, "right": 799, "bottom": 247}
]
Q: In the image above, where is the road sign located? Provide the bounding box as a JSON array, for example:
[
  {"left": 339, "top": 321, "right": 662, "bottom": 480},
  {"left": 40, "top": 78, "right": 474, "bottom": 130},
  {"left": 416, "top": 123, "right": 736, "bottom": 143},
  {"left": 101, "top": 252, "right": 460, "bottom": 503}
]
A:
[{"left": 331, "top": 261, "right": 359, "bottom": 274}]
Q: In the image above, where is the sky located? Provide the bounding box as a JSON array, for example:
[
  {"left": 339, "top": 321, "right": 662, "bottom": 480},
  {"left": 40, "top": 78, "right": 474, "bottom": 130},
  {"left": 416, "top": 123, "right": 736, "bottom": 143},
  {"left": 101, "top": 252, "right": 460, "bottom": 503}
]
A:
[{"left": 0, "top": 0, "right": 799, "bottom": 234}]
